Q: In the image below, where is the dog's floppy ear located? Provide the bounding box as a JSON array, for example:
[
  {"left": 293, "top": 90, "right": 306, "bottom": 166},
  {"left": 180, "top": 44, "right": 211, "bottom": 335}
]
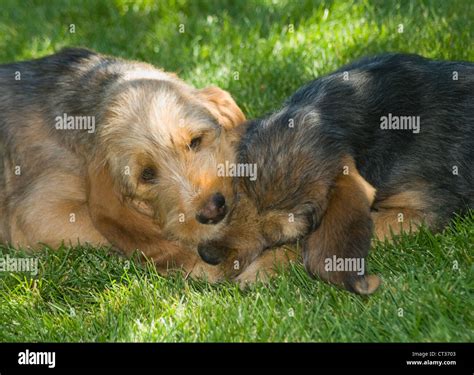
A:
[
  {"left": 303, "top": 156, "right": 381, "bottom": 295},
  {"left": 198, "top": 86, "right": 246, "bottom": 129}
]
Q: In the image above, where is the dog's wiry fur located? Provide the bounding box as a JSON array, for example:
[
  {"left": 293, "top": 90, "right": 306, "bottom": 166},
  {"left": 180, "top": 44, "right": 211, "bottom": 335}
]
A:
[
  {"left": 0, "top": 48, "right": 247, "bottom": 281},
  {"left": 198, "top": 53, "right": 474, "bottom": 293}
]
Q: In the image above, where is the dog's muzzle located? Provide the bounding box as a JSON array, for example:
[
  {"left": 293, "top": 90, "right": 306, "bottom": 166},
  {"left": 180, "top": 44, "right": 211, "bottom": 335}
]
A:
[
  {"left": 196, "top": 192, "right": 227, "bottom": 224},
  {"left": 197, "top": 242, "right": 227, "bottom": 265}
]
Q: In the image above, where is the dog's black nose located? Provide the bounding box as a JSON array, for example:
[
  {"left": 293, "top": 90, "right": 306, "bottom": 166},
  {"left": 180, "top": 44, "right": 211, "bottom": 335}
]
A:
[
  {"left": 198, "top": 243, "right": 225, "bottom": 265},
  {"left": 196, "top": 193, "right": 227, "bottom": 224}
]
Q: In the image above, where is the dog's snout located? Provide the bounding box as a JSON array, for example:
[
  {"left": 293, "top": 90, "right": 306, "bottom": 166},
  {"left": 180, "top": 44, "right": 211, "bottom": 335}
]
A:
[
  {"left": 212, "top": 192, "right": 226, "bottom": 209},
  {"left": 197, "top": 243, "right": 225, "bottom": 265},
  {"left": 196, "top": 193, "right": 227, "bottom": 224}
]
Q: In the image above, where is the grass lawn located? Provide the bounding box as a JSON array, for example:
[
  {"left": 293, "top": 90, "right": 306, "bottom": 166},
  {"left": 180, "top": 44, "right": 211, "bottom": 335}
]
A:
[{"left": 0, "top": 0, "right": 473, "bottom": 342}]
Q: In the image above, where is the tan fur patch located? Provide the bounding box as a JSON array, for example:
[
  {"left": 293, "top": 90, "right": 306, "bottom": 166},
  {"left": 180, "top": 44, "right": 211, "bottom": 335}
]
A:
[
  {"left": 372, "top": 208, "right": 426, "bottom": 241},
  {"left": 372, "top": 188, "right": 432, "bottom": 241},
  {"left": 376, "top": 190, "right": 428, "bottom": 210},
  {"left": 341, "top": 155, "right": 377, "bottom": 204}
]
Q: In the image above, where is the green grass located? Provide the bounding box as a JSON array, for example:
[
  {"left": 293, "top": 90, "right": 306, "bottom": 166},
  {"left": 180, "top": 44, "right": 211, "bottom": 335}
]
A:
[
  {"left": 0, "top": 214, "right": 473, "bottom": 341},
  {"left": 0, "top": 0, "right": 473, "bottom": 342}
]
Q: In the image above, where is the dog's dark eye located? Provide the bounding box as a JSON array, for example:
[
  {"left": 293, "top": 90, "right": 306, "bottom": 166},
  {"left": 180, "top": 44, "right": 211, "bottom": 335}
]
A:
[
  {"left": 189, "top": 136, "right": 202, "bottom": 151},
  {"left": 140, "top": 167, "right": 157, "bottom": 183}
]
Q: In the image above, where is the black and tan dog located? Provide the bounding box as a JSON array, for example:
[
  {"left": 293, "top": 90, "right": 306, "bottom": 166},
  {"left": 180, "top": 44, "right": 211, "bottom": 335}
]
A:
[
  {"left": 0, "top": 48, "right": 251, "bottom": 281},
  {"left": 197, "top": 53, "right": 474, "bottom": 293}
]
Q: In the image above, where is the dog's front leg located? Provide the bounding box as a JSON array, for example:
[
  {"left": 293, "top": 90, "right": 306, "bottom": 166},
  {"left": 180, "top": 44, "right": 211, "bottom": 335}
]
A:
[{"left": 302, "top": 157, "right": 381, "bottom": 295}]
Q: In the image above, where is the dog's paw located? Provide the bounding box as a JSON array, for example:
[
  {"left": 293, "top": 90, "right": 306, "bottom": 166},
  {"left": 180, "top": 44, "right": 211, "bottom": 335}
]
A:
[
  {"left": 186, "top": 261, "right": 224, "bottom": 284},
  {"left": 349, "top": 274, "right": 382, "bottom": 295},
  {"left": 234, "top": 246, "right": 298, "bottom": 289},
  {"left": 234, "top": 266, "right": 274, "bottom": 289}
]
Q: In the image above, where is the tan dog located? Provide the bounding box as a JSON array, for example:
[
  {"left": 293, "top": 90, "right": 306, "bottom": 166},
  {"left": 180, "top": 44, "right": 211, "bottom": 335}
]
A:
[{"left": 0, "top": 48, "right": 246, "bottom": 281}]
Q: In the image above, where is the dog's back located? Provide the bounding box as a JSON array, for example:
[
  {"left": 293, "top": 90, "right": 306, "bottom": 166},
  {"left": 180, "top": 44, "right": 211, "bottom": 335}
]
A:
[
  {"left": 0, "top": 48, "right": 128, "bottom": 242},
  {"left": 317, "top": 54, "right": 473, "bottom": 222},
  {"left": 241, "top": 54, "right": 474, "bottom": 227},
  {"left": 0, "top": 49, "right": 123, "bottom": 154}
]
